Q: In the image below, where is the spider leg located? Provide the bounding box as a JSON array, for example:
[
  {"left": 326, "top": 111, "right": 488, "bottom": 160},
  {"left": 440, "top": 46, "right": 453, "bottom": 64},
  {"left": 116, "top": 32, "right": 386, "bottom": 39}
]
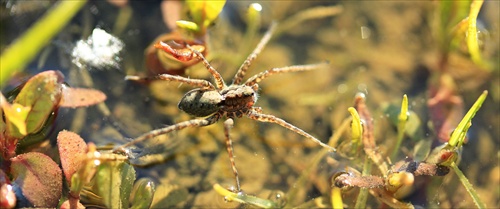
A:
[
  {"left": 114, "top": 114, "right": 219, "bottom": 152},
  {"left": 247, "top": 108, "right": 336, "bottom": 151},
  {"left": 125, "top": 74, "right": 215, "bottom": 90},
  {"left": 154, "top": 41, "right": 195, "bottom": 62},
  {"left": 232, "top": 22, "right": 278, "bottom": 85},
  {"left": 186, "top": 45, "right": 226, "bottom": 90},
  {"left": 223, "top": 118, "right": 241, "bottom": 192},
  {"left": 244, "top": 62, "right": 328, "bottom": 86}
]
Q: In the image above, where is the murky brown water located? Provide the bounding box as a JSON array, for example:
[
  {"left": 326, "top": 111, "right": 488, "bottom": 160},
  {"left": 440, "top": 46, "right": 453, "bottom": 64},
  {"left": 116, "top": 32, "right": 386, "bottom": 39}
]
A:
[{"left": 2, "top": 1, "right": 498, "bottom": 208}]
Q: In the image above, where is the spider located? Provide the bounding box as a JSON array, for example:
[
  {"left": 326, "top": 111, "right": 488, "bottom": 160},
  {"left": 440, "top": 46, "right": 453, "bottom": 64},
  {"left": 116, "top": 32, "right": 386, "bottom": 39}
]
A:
[{"left": 116, "top": 23, "right": 335, "bottom": 192}]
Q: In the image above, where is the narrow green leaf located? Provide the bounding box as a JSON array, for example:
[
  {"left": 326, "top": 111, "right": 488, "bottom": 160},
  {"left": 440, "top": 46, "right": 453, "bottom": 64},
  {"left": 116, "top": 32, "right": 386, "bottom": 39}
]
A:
[
  {"left": 213, "top": 184, "right": 280, "bottom": 208},
  {"left": 392, "top": 94, "right": 409, "bottom": 159},
  {"left": 348, "top": 107, "right": 362, "bottom": 147},
  {"left": 448, "top": 90, "right": 488, "bottom": 147},
  {"left": 0, "top": 1, "right": 87, "bottom": 88},
  {"left": 467, "top": 0, "right": 484, "bottom": 65}
]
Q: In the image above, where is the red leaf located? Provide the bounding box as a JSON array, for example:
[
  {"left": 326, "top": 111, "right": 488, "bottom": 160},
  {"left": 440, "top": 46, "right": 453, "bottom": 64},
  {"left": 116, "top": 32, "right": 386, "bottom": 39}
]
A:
[
  {"left": 57, "top": 130, "right": 88, "bottom": 185},
  {"left": 10, "top": 152, "right": 62, "bottom": 207},
  {"left": 60, "top": 87, "right": 107, "bottom": 108}
]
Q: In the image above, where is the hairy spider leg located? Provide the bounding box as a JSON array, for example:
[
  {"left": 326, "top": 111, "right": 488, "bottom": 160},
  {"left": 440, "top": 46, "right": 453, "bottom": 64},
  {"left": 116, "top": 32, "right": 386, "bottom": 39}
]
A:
[
  {"left": 247, "top": 108, "right": 336, "bottom": 152},
  {"left": 232, "top": 22, "right": 278, "bottom": 85},
  {"left": 155, "top": 41, "right": 195, "bottom": 62},
  {"left": 186, "top": 45, "right": 226, "bottom": 90},
  {"left": 115, "top": 114, "right": 219, "bottom": 152},
  {"left": 244, "top": 62, "right": 329, "bottom": 86},
  {"left": 125, "top": 74, "right": 216, "bottom": 90},
  {"left": 223, "top": 118, "right": 241, "bottom": 192}
]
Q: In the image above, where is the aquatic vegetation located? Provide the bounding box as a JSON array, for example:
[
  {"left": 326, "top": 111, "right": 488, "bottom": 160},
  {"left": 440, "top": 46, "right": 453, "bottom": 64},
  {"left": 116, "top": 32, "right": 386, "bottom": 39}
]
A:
[
  {"left": 328, "top": 92, "right": 488, "bottom": 208},
  {"left": 116, "top": 22, "right": 334, "bottom": 193},
  {"left": 145, "top": 0, "right": 226, "bottom": 75},
  {"left": 0, "top": 1, "right": 86, "bottom": 88},
  {"left": 0, "top": 71, "right": 106, "bottom": 208}
]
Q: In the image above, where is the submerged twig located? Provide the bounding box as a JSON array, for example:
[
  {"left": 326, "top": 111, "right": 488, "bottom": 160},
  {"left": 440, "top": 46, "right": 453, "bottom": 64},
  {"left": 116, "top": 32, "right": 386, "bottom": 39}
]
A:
[{"left": 353, "top": 93, "right": 389, "bottom": 175}]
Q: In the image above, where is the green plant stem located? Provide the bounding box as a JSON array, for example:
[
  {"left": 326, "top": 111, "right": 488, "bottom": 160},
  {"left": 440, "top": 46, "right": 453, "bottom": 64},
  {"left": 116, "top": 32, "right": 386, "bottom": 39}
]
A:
[
  {"left": 450, "top": 161, "right": 486, "bottom": 209},
  {"left": 331, "top": 187, "right": 344, "bottom": 209},
  {"left": 354, "top": 155, "right": 372, "bottom": 208},
  {"left": 0, "top": 1, "right": 87, "bottom": 88}
]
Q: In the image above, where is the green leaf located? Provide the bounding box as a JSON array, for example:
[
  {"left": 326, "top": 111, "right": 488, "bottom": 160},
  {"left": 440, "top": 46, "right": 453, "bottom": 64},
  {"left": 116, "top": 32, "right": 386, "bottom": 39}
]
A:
[
  {"left": 9, "top": 71, "right": 64, "bottom": 138},
  {"left": 466, "top": 0, "right": 484, "bottom": 65},
  {"left": 130, "top": 178, "right": 156, "bottom": 209},
  {"left": 383, "top": 103, "right": 423, "bottom": 141},
  {"left": 348, "top": 107, "right": 362, "bottom": 147},
  {"left": 213, "top": 184, "right": 281, "bottom": 208},
  {"left": 95, "top": 160, "right": 136, "bottom": 209},
  {"left": 448, "top": 90, "right": 488, "bottom": 147},
  {"left": 2, "top": 103, "right": 31, "bottom": 136},
  {"left": 186, "top": 0, "right": 226, "bottom": 29},
  {"left": 11, "top": 152, "right": 62, "bottom": 207},
  {"left": 392, "top": 95, "right": 409, "bottom": 159},
  {"left": 176, "top": 20, "right": 200, "bottom": 33},
  {"left": 0, "top": 1, "right": 87, "bottom": 88},
  {"left": 150, "top": 184, "right": 188, "bottom": 209}
]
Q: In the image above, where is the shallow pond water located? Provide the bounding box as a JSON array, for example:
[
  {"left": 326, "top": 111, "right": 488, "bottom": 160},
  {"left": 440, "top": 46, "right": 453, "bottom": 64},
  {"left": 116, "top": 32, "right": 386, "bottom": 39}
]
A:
[{"left": 1, "top": 1, "right": 499, "bottom": 208}]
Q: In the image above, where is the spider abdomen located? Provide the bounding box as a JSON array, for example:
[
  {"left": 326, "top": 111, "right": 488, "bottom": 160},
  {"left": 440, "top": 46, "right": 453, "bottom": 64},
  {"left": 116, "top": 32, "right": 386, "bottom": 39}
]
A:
[{"left": 178, "top": 88, "right": 223, "bottom": 117}]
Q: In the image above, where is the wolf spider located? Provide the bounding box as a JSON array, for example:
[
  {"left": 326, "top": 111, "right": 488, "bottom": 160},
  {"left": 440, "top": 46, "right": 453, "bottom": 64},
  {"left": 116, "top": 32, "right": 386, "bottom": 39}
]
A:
[{"left": 116, "top": 23, "right": 335, "bottom": 192}]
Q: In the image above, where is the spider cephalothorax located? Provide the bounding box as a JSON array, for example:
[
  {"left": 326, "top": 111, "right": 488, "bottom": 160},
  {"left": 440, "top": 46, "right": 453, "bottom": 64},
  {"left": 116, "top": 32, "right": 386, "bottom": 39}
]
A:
[{"left": 116, "top": 23, "right": 335, "bottom": 192}]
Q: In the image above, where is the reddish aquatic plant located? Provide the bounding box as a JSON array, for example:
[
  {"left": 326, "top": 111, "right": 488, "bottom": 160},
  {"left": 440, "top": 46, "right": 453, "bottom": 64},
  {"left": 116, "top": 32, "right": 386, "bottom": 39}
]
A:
[{"left": 0, "top": 70, "right": 106, "bottom": 208}]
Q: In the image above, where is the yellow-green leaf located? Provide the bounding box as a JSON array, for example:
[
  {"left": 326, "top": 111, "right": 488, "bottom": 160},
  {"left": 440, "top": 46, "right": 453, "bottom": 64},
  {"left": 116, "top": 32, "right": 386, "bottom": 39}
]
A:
[
  {"left": 448, "top": 90, "right": 488, "bottom": 147},
  {"left": 13, "top": 71, "right": 64, "bottom": 136},
  {"left": 130, "top": 178, "right": 156, "bottom": 209},
  {"left": 95, "top": 160, "right": 136, "bottom": 209},
  {"left": 213, "top": 183, "right": 280, "bottom": 208},
  {"left": 186, "top": 0, "right": 226, "bottom": 28},
  {"left": 348, "top": 107, "right": 362, "bottom": 147},
  {"left": 176, "top": 20, "right": 200, "bottom": 33},
  {"left": 2, "top": 103, "right": 31, "bottom": 136}
]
